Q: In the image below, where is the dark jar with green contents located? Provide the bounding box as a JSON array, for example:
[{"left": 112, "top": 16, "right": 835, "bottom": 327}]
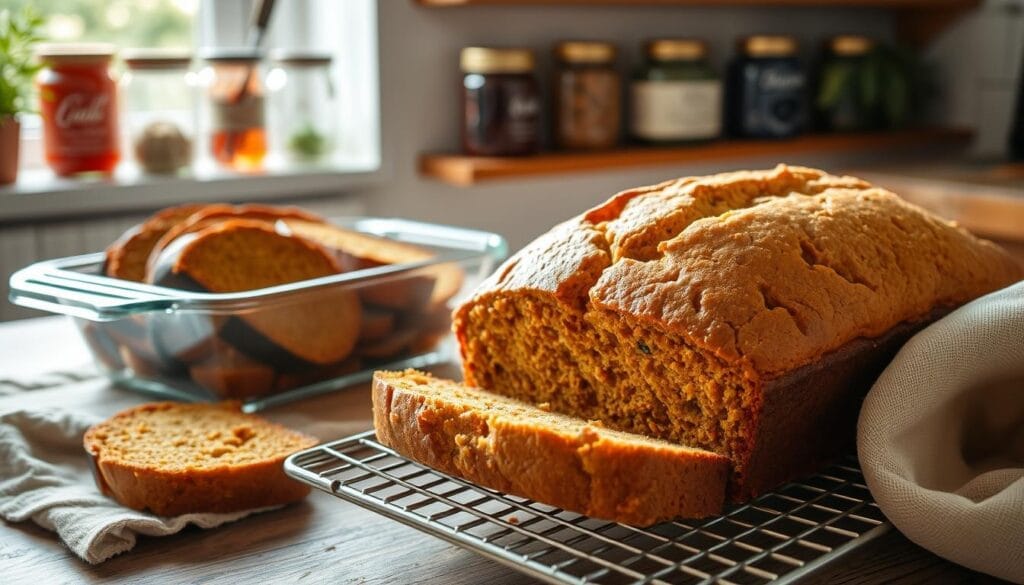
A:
[
  {"left": 461, "top": 47, "right": 541, "bottom": 156},
  {"left": 815, "top": 35, "right": 881, "bottom": 132},
  {"left": 630, "top": 39, "right": 722, "bottom": 143},
  {"left": 553, "top": 41, "right": 621, "bottom": 150},
  {"left": 726, "top": 35, "right": 807, "bottom": 139}
]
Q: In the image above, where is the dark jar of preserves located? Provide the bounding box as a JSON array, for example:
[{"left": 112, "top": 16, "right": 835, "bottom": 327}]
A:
[
  {"left": 461, "top": 47, "right": 540, "bottom": 156},
  {"left": 815, "top": 35, "right": 880, "bottom": 132},
  {"left": 726, "top": 35, "right": 807, "bottom": 139},
  {"left": 631, "top": 39, "right": 722, "bottom": 144},
  {"left": 35, "top": 43, "right": 121, "bottom": 176},
  {"left": 553, "top": 41, "right": 620, "bottom": 150}
]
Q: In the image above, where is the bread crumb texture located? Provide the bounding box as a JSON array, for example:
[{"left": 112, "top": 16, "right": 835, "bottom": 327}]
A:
[
  {"left": 84, "top": 402, "right": 317, "bottom": 516},
  {"left": 454, "top": 164, "right": 1022, "bottom": 498}
]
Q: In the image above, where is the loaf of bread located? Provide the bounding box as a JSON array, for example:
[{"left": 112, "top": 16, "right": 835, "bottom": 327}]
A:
[
  {"left": 84, "top": 402, "right": 317, "bottom": 516},
  {"left": 454, "top": 165, "right": 1022, "bottom": 500},
  {"left": 373, "top": 370, "right": 729, "bottom": 524}
]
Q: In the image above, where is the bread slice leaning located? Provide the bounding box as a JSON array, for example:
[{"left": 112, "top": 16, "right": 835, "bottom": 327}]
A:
[
  {"left": 84, "top": 402, "right": 317, "bottom": 516},
  {"left": 372, "top": 370, "right": 730, "bottom": 525}
]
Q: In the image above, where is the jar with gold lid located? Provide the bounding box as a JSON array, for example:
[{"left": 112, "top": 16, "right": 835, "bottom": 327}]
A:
[
  {"left": 460, "top": 47, "right": 540, "bottom": 156},
  {"left": 815, "top": 35, "right": 879, "bottom": 132},
  {"left": 553, "top": 41, "right": 620, "bottom": 150},
  {"left": 630, "top": 39, "right": 722, "bottom": 143},
  {"left": 726, "top": 35, "right": 807, "bottom": 138}
]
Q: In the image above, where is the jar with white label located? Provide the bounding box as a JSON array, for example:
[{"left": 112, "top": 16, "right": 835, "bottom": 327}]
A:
[{"left": 630, "top": 39, "right": 722, "bottom": 143}]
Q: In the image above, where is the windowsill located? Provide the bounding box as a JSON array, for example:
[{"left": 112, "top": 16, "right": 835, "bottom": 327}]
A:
[{"left": 0, "top": 158, "right": 381, "bottom": 223}]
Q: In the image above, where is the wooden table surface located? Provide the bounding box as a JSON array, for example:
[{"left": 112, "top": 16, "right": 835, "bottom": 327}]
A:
[{"left": 0, "top": 317, "right": 1006, "bottom": 585}]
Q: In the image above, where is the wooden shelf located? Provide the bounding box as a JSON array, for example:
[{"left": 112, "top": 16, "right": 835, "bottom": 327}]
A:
[
  {"left": 414, "top": 0, "right": 980, "bottom": 47},
  {"left": 419, "top": 128, "right": 973, "bottom": 186}
]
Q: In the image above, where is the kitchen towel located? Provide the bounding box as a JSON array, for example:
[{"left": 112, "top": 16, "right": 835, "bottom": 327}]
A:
[
  {"left": 858, "top": 281, "right": 1024, "bottom": 584},
  {"left": 0, "top": 407, "right": 270, "bottom": 564}
]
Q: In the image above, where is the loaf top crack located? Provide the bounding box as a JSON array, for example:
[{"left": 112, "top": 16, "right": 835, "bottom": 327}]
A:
[{"left": 466, "top": 164, "right": 1021, "bottom": 379}]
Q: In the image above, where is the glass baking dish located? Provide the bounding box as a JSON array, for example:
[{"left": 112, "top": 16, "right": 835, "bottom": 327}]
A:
[{"left": 9, "top": 217, "right": 507, "bottom": 411}]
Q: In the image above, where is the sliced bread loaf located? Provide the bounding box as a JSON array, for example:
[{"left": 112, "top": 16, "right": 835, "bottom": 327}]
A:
[
  {"left": 372, "top": 370, "right": 729, "bottom": 525},
  {"left": 84, "top": 402, "right": 317, "bottom": 516},
  {"left": 104, "top": 203, "right": 207, "bottom": 282}
]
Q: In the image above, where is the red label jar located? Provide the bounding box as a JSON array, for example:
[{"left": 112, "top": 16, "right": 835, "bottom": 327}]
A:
[{"left": 35, "top": 43, "right": 121, "bottom": 176}]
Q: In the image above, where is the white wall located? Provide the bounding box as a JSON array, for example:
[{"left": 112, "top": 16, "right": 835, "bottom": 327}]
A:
[
  {"left": 360, "top": 2, "right": 910, "bottom": 250},
  {"left": 929, "top": 0, "right": 1024, "bottom": 158}
]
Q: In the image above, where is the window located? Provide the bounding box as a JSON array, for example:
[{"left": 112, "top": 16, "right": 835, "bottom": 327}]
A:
[{"left": 9, "top": 0, "right": 379, "bottom": 200}]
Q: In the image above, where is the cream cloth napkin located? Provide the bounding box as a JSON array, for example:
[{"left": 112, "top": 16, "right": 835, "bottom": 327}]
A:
[
  {"left": 0, "top": 405, "right": 268, "bottom": 564},
  {"left": 858, "top": 281, "right": 1024, "bottom": 584}
]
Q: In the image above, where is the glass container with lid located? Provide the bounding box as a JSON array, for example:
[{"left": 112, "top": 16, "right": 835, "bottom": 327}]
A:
[
  {"left": 35, "top": 43, "right": 121, "bottom": 176},
  {"left": 815, "top": 35, "right": 879, "bottom": 132},
  {"left": 199, "top": 48, "right": 267, "bottom": 171},
  {"left": 631, "top": 39, "right": 722, "bottom": 143},
  {"left": 726, "top": 35, "right": 807, "bottom": 138},
  {"left": 267, "top": 50, "right": 337, "bottom": 165},
  {"left": 460, "top": 47, "right": 541, "bottom": 156},
  {"left": 122, "top": 49, "right": 196, "bottom": 175},
  {"left": 553, "top": 41, "right": 621, "bottom": 150}
]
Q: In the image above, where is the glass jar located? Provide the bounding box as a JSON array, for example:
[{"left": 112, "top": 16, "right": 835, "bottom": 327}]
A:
[
  {"left": 553, "top": 41, "right": 620, "bottom": 150},
  {"left": 267, "top": 50, "right": 336, "bottom": 165},
  {"left": 815, "top": 35, "right": 879, "bottom": 132},
  {"left": 630, "top": 39, "right": 722, "bottom": 143},
  {"left": 726, "top": 35, "right": 807, "bottom": 139},
  {"left": 122, "top": 49, "right": 196, "bottom": 175},
  {"left": 461, "top": 47, "right": 541, "bottom": 156},
  {"left": 35, "top": 43, "right": 120, "bottom": 176},
  {"left": 199, "top": 49, "right": 267, "bottom": 171}
]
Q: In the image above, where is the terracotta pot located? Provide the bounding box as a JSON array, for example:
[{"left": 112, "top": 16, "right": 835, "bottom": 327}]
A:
[{"left": 0, "top": 116, "right": 20, "bottom": 185}]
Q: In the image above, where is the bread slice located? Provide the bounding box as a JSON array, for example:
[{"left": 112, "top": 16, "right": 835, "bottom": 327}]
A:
[
  {"left": 372, "top": 370, "right": 729, "bottom": 525},
  {"left": 84, "top": 402, "right": 317, "bottom": 516},
  {"left": 281, "top": 219, "right": 464, "bottom": 309},
  {"left": 150, "top": 220, "right": 362, "bottom": 365},
  {"left": 144, "top": 204, "right": 326, "bottom": 281},
  {"left": 105, "top": 203, "right": 207, "bottom": 282}
]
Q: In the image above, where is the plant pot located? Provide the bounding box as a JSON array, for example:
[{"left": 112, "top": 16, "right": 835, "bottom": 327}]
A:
[{"left": 0, "top": 117, "right": 20, "bottom": 185}]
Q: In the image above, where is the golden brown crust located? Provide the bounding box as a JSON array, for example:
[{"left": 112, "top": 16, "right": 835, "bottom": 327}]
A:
[
  {"left": 104, "top": 203, "right": 207, "bottom": 282},
  {"left": 372, "top": 370, "right": 729, "bottom": 525},
  {"left": 84, "top": 402, "right": 317, "bottom": 516}
]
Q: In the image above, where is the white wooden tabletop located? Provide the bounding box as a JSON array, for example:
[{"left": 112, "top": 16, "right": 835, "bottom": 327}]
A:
[{"left": 0, "top": 317, "right": 1004, "bottom": 584}]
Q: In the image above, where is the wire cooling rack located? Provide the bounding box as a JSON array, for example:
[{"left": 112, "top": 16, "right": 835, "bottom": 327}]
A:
[{"left": 285, "top": 431, "right": 889, "bottom": 584}]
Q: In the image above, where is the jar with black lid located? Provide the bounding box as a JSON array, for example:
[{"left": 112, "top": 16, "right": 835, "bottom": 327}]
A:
[
  {"left": 815, "top": 35, "right": 879, "bottom": 132},
  {"left": 461, "top": 47, "right": 540, "bottom": 156},
  {"left": 631, "top": 39, "right": 722, "bottom": 143},
  {"left": 727, "top": 35, "right": 807, "bottom": 138},
  {"left": 553, "top": 41, "right": 620, "bottom": 150}
]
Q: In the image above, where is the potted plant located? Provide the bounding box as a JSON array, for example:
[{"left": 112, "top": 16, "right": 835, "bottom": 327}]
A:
[{"left": 0, "top": 8, "right": 44, "bottom": 185}]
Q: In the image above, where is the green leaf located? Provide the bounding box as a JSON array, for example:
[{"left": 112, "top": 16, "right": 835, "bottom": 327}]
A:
[{"left": 816, "top": 63, "right": 854, "bottom": 110}]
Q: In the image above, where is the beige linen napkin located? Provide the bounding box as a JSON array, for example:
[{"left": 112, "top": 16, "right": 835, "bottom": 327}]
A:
[{"left": 858, "top": 281, "right": 1024, "bottom": 583}]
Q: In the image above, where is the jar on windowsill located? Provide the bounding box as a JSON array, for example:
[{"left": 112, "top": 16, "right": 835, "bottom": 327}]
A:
[
  {"left": 267, "top": 50, "right": 337, "bottom": 165},
  {"left": 630, "top": 39, "right": 722, "bottom": 144},
  {"left": 553, "top": 41, "right": 621, "bottom": 150},
  {"left": 122, "top": 49, "right": 196, "bottom": 175},
  {"left": 726, "top": 35, "right": 807, "bottom": 139},
  {"left": 460, "top": 47, "right": 541, "bottom": 157},
  {"left": 199, "top": 48, "right": 267, "bottom": 172},
  {"left": 35, "top": 43, "right": 121, "bottom": 177}
]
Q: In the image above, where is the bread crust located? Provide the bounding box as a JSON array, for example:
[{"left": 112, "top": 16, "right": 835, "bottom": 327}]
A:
[
  {"left": 372, "top": 370, "right": 729, "bottom": 525},
  {"left": 84, "top": 402, "right": 317, "bottom": 516}
]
